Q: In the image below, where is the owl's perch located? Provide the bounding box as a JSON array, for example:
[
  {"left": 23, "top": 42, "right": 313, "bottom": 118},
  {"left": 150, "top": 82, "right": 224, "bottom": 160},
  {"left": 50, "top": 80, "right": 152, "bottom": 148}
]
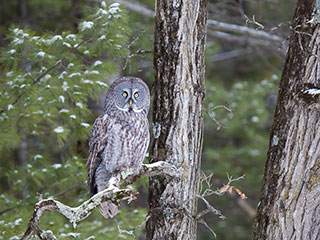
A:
[{"left": 21, "top": 161, "right": 182, "bottom": 240}]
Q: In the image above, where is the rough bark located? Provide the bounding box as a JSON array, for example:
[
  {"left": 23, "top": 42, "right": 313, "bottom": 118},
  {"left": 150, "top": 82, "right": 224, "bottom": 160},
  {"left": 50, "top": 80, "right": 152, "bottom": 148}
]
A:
[
  {"left": 254, "top": 1, "right": 320, "bottom": 239},
  {"left": 146, "top": 1, "right": 208, "bottom": 240}
]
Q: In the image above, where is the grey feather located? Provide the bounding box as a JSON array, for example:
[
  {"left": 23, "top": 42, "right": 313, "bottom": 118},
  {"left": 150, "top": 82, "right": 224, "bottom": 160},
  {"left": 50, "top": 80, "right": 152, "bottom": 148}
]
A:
[
  {"left": 86, "top": 76, "right": 150, "bottom": 219},
  {"left": 95, "top": 161, "right": 118, "bottom": 218}
]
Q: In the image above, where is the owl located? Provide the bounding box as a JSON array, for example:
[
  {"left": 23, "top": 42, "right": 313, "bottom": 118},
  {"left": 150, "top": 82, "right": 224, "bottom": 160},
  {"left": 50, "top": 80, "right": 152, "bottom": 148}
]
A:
[{"left": 87, "top": 76, "right": 150, "bottom": 218}]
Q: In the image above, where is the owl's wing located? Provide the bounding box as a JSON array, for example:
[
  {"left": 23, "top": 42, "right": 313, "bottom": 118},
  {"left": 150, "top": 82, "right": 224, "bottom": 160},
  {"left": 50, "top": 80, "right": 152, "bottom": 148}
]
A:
[{"left": 87, "top": 114, "right": 108, "bottom": 197}]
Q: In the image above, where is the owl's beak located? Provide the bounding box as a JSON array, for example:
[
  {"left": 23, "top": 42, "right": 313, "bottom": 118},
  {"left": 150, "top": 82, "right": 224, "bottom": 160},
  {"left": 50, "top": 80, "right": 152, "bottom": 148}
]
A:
[{"left": 128, "top": 99, "right": 133, "bottom": 106}]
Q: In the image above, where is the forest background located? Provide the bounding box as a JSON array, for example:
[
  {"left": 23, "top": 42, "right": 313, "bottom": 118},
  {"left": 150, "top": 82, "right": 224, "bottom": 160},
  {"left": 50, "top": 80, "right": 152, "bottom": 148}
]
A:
[{"left": 0, "top": 0, "right": 296, "bottom": 239}]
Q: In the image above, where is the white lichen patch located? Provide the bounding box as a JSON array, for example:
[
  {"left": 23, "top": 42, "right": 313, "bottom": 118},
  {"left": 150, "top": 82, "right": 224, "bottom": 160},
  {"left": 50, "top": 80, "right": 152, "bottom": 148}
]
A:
[
  {"left": 272, "top": 135, "right": 279, "bottom": 147},
  {"left": 304, "top": 88, "right": 320, "bottom": 96},
  {"left": 108, "top": 177, "right": 119, "bottom": 188},
  {"left": 120, "top": 168, "right": 134, "bottom": 179},
  {"left": 40, "top": 230, "right": 55, "bottom": 239},
  {"left": 55, "top": 201, "right": 79, "bottom": 228},
  {"left": 152, "top": 122, "right": 161, "bottom": 139},
  {"left": 308, "top": 1, "right": 320, "bottom": 24}
]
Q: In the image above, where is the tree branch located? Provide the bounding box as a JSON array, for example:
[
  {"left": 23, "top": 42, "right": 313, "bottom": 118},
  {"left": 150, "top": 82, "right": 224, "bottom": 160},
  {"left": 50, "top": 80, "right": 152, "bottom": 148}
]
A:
[
  {"left": 207, "top": 19, "right": 284, "bottom": 43},
  {"left": 21, "top": 161, "right": 182, "bottom": 240},
  {"left": 106, "top": 0, "right": 285, "bottom": 52},
  {"left": 208, "top": 30, "right": 286, "bottom": 54},
  {"left": 109, "top": 0, "right": 154, "bottom": 18}
]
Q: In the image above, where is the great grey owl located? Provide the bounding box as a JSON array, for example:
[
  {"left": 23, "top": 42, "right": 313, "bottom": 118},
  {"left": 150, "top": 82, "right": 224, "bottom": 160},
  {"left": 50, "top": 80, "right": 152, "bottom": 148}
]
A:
[{"left": 87, "top": 76, "right": 150, "bottom": 218}]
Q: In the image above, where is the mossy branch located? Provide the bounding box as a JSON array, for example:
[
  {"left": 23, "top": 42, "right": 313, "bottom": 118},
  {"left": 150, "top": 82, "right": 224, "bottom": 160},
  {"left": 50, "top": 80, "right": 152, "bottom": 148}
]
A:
[{"left": 21, "top": 161, "right": 182, "bottom": 240}]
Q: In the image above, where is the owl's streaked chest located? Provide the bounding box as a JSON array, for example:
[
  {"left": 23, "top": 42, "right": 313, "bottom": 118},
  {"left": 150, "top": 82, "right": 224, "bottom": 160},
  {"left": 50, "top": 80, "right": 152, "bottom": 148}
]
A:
[{"left": 101, "top": 111, "right": 149, "bottom": 172}]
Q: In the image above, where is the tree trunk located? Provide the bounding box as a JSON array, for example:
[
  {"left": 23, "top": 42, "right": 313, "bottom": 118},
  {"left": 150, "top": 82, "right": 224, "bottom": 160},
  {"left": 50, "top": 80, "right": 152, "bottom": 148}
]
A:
[
  {"left": 254, "top": 1, "right": 320, "bottom": 239},
  {"left": 146, "top": 0, "right": 208, "bottom": 239}
]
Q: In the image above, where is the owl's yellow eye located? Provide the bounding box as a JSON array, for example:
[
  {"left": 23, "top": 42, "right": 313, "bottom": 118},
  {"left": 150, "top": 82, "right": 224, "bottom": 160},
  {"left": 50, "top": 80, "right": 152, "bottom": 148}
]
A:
[
  {"left": 122, "top": 91, "right": 128, "bottom": 98},
  {"left": 134, "top": 92, "right": 139, "bottom": 98}
]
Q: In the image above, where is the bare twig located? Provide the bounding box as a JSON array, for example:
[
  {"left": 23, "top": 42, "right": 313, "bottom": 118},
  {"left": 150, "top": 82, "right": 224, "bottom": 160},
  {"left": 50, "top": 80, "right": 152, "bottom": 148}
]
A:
[
  {"left": 123, "top": 37, "right": 152, "bottom": 71},
  {"left": 244, "top": 15, "right": 264, "bottom": 30},
  {"left": 114, "top": 215, "right": 150, "bottom": 239},
  {"left": 205, "top": 104, "right": 233, "bottom": 130},
  {"left": 211, "top": 48, "right": 253, "bottom": 63},
  {"left": 196, "top": 195, "right": 226, "bottom": 220},
  {"left": 196, "top": 171, "right": 248, "bottom": 226},
  {"left": 198, "top": 219, "right": 217, "bottom": 238}
]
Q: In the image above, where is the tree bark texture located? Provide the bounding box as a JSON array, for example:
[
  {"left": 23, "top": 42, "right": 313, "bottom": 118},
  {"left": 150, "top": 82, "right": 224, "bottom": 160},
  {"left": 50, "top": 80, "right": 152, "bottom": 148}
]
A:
[
  {"left": 146, "top": 0, "right": 208, "bottom": 239},
  {"left": 254, "top": 1, "right": 320, "bottom": 239}
]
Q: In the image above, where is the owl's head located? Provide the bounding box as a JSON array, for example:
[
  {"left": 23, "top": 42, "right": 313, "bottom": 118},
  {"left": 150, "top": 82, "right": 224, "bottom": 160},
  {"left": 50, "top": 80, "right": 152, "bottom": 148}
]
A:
[{"left": 105, "top": 77, "right": 150, "bottom": 114}]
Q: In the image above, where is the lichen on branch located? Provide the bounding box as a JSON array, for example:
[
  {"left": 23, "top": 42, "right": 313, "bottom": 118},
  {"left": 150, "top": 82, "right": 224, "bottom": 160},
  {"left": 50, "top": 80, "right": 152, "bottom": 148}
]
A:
[{"left": 21, "top": 161, "right": 182, "bottom": 240}]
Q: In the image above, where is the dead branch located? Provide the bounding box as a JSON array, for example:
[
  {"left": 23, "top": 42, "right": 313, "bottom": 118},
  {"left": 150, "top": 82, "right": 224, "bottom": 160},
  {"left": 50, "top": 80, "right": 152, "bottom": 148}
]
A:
[
  {"left": 207, "top": 19, "right": 283, "bottom": 43},
  {"left": 115, "top": 215, "right": 151, "bottom": 238},
  {"left": 106, "top": 0, "right": 285, "bottom": 53},
  {"left": 110, "top": 0, "right": 154, "bottom": 18},
  {"left": 205, "top": 104, "right": 233, "bottom": 130},
  {"left": 21, "top": 161, "right": 182, "bottom": 240},
  {"left": 197, "top": 172, "right": 247, "bottom": 220}
]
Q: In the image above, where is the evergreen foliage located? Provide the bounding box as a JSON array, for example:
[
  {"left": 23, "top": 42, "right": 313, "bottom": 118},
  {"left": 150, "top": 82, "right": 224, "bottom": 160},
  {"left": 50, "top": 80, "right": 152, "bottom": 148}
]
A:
[
  {"left": 0, "top": 2, "right": 146, "bottom": 239},
  {"left": 202, "top": 75, "right": 279, "bottom": 239},
  {"left": 0, "top": 0, "right": 297, "bottom": 239}
]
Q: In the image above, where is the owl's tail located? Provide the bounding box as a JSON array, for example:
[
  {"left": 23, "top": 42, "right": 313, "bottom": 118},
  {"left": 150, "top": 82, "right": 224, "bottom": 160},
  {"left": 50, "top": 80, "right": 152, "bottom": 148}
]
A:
[
  {"left": 99, "top": 201, "right": 118, "bottom": 219},
  {"left": 94, "top": 162, "right": 118, "bottom": 218}
]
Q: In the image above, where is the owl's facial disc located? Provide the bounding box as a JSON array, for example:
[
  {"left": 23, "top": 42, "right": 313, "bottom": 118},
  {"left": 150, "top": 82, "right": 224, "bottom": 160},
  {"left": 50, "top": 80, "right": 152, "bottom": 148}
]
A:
[
  {"left": 113, "top": 81, "right": 148, "bottom": 113},
  {"left": 127, "top": 97, "right": 144, "bottom": 113},
  {"left": 116, "top": 91, "right": 142, "bottom": 113}
]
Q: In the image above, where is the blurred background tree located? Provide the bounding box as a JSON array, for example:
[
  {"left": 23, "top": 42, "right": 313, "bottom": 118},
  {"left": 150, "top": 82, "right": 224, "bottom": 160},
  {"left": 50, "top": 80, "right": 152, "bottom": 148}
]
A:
[{"left": 0, "top": 0, "right": 297, "bottom": 239}]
